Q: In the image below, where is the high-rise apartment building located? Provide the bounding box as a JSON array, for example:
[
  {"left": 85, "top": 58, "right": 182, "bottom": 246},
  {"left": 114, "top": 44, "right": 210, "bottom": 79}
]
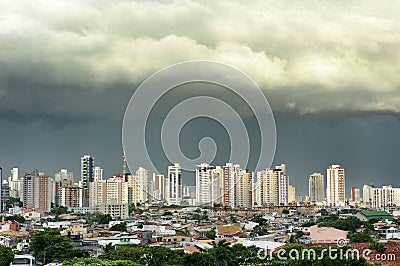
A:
[
  {"left": 81, "top": 155, "right": 94, "bottom": 186},
  {"left": 152, "top": 173, "right": 165, "bottom": 202},
  {"left": 351, "top": 186, "right": 361, "bottom": 203},
  {"left": 59, "top": 185, "right": 82, "bottom": 208},
  {"left": 326, "top": 164, "right": 345, "bottom": 207},
  {"left": 196, "top": 163, "right": 251, "bottom": 208},
  {"left": 196, "top": 163, "right": 214, "bottom": 206},
  {"left": 93, "top": 167, "right": 103, "bottom": 182},
  {"left": 55, "top": 169, "right": 74, "bottom": 183},
  {"left": 106, "top": 177, "right": 129, "bottom": 204},
  {"left": 256, "top": 165, "right": 289, "bottom": 206},
  {"left": 54, "top": 169, "right": 74, "bottom": 207},
  {"left": 235, "top": 169, "right": 253, "bottom": 208},
  {"left": 309, "top": 173, "right": 325, "bottom": 203},
  {"left": 166, "top": 163, "right": 182, "bottom": 205},
  {"left": 22, "top": 170, "right": 52, "bottom": 212},
  {"left": 288, "top": 185, "right": 296, "bottom": 203},
  {"left": 370, "top": 185, "right": 400, "bottom": 209},
  {"left": 126, "top": 168, "right": 149, "bottom": 205},
  {"left": 89, "top": 177, "right": 129, "bottom": 206},
  {"left": 1, "top": 180, "right": 10, "bottom": 210},
  {"left": 81, "top": 155, "right": 94, "bottom": 207},
  {"left": 8, "top": 167, "right": 20, "bottom": 199},
  {"left": 89, "top": 181, "right": 106, "bottom": 206},
  {"left": 135, "top": 167, "right": 148, "bottom": 203},
  {"left": 363, "top": 184, "right": 373, "bottom": 205},
  {"left": 211, "top": 166, "right": 224, "bottom": 205},
  {"left": 222, "top": 163, "right": 241, "bottom": 208}
]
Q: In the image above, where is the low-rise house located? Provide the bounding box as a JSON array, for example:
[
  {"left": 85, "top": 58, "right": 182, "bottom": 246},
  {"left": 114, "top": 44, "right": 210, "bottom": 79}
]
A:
[
  {"left": 95, "top": 235, "right": 141, "bottom": 247},
  {"left": 374, "top": 223, "right": 400, "bottom": 239},
  {"left": 44, "top": 221, "right": 72, "bottom": 229},
  {"left": 307, "top": 225, "right": 348, "bottom": 244},
  {"left": 0, "top": 220, "right": 20, "bottom": 232},
  {"left": 161, "top": 235, "right": 192, "bottom": 245},
  {"left": 356, "top": 211, "right": 394, "bottom": 222},
  {"left": 241, "top": 221, "right": 259, "bottom": 230},
  {"left": 63, "top": 223, "right": 85, "bottom": 238},
  {"left": 21, "top": 209, "right": 42, "bottom": 220},
  {"left": 216, "top": 224, "right": 242, "bottom": 239},
  {"left": 183, "top": 245, "right": 200, "bottom": 254},
  {"left": 240, "top": 239, "right": 285, "bottom": 254}
]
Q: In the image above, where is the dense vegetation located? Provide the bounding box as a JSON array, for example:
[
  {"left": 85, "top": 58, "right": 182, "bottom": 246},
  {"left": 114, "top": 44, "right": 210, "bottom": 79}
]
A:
[
  {"left": 318, "top": 215, "right": 364, "bottom": 232},
  {"left": 51, "top": 207, "right": 70, "bottom": 215},
  {"left": 63, "top": 258, "right": 140, "bottom": 266},
  {"left": 5, "top": 197, "right": 23, "bottom": 208},
  {"left": 86, "top": 212, "right": 113, "bottom": 225},
  {"left": 98, "top": 241, "right": 264, "bottom": 266},
  {"left": 0, "top": 245, "right": 14, "bottom": 266},
  {"left": 110, "top": 222, "right": 128, "bottom": 232},
  {"left": 29, "top": 228, "right": 89, "bottom": 263},
  {"left": 4, "top": 215, "right": 25, "bottom": 224},
  {"left": 61, "top": 241, "right": 371, "bottom": 266},
  {"left": 317, "top": 213, "right": 380, "bottom": 243},
  {"left": 347, "top": 231, "right": 373, "bottom": 243}
]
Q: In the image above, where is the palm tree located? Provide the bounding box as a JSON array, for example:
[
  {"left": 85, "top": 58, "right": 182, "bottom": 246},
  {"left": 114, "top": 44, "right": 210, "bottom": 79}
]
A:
[{"left": 209, "top": 240, "right": 236, "bottom": 266}]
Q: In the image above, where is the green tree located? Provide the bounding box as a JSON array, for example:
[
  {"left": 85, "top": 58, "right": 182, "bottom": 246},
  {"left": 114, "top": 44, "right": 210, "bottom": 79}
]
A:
[
  {"left": 0, "top": 245, "right": 14, "bottom": 266},
  {"left": 250, "top": 225, "right": 268, "bottom": 237},
  {"left": 63, "top": 258, "right": 140, "bottom": 266},
  {"left": 251, "top": 214, "right": 268, "bottom": 226},
  {"left": 348, "top": 230, "right": 373, "bottom": 243},
  {"left": 369, "top": 242, "right": 386, "bottom": 253},
  {"left": 110, "top": 222, "right": 127, "bottom": 232},
  {"left": 86, "top": 212, "right": 112, "bottom": 225},
  {"left": 319, "top": 215, "right": 363, "bottom": 233},
  {"left": 182, "top": 252, "right": 216, "bottom": 265},
  {"left": 192, "top": 213, "right": 202, "bottom": 221},
  {"left": 51, "top": 207, "right": 69, "bottom": 215},
  {"left": 208, "top": 240, "right": 236, "bottom": 266},
  {"left": 101, "top": 244, "right": 184, "bottom": 266},
  {"left": 288, "top": 230, "right": 305, "bottom": 243},
  {"left": 128, "top": 204, "right": 143, "bottom": 214},
  {"left": 302, "top": 221, "right": 316, "bottom": 227},
  {"left": 5, "top": 215, "right": 25, "bottom": 223},
  {"left": 205, "top": 229, "right": 217, "bottom": 239},
  {"left": 30, "top": 228, "right": 89, "bottom": 263},
  {"left": 6, "top": 197, "right": 23, "bottom": 208}
]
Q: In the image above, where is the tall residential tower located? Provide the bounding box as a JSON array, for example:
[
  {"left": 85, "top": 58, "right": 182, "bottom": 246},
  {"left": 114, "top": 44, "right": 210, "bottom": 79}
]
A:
[
  {"left": 309, "top": 173, "right": 325, "bottom": 203},
  {"left": 166, "top": 163, "right": 182, "bottom": 205},
  {"left": 326, "top": 164, "right": 345, "bottom": 207}
]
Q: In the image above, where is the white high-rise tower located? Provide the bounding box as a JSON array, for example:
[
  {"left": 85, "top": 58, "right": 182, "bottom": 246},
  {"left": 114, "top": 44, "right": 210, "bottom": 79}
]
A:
[
  {"left": 166, "top": 163, "right": 182, "bottom": 205},
  {"left": 309, "top": 173, "right": 325, "bottom": 203},
  {"left": 326, "top": 164, "right": 345, "bottom": 207},
  {"left": 196, "top": 163, "right": 214, "bottom": 206}
]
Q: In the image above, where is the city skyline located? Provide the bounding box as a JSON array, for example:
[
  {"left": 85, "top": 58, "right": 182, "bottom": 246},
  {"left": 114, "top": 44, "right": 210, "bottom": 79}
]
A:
[
  {"left": 0, "top": 158, "right": 390, "bottom": 200},
  {"left": 4, "top": 157, "right": 400, "bottom": 216}
]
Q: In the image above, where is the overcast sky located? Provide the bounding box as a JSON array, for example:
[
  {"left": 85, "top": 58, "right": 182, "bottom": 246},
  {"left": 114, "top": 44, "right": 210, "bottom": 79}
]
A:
[{"left": 1, "top": 0, "right": 400, "bottom": 195}]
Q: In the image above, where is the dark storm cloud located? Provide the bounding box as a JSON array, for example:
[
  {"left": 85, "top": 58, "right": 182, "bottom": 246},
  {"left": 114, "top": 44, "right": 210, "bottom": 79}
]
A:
[
  {"left": 1, "top": 0, "right": 400, "bottom": 123},
  {"left": 1, "top": 0, "right": 400, "bottom": 193}
]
